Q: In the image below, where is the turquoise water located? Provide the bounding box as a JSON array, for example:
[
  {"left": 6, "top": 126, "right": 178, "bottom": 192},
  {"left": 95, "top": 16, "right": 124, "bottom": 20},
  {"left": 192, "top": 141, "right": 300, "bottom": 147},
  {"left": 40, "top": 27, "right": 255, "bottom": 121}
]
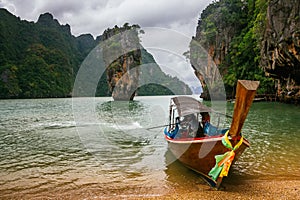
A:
[
  {"left": 0, "top": 96, "right": 299, "bottom": 198},
  {"left": 233, "top": 102, "right": 300, "bottom": 178}
]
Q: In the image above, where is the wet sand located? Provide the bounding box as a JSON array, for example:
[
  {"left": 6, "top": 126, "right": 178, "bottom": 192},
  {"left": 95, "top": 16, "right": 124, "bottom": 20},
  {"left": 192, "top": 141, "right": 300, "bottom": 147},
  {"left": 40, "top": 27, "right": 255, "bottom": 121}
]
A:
[
  {"left": 141, "top": 179, "right": 300, "bottom": 200},
  {"left": 1, "top": 178, "right": 299, "bottom": 199}
]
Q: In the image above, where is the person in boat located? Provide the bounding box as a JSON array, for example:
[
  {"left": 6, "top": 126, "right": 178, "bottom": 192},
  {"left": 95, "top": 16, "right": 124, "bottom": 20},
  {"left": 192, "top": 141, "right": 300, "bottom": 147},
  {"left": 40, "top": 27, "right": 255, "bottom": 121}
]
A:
[
  {"left": 165, "top": 114, "right": 205, "bottom": 139},
  {"left": 177, "top": 114, "right": 204, "bottom": 138},
  {"left": 201, "top": 112, "right": 210, "bottom": 128}
]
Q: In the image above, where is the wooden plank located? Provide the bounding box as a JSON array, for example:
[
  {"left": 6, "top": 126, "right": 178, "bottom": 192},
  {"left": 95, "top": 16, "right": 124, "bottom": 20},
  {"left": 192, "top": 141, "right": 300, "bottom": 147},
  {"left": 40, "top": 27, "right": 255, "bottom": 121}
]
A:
[{"left": 229, "top": 80, "right": 259, "bottom": 137}]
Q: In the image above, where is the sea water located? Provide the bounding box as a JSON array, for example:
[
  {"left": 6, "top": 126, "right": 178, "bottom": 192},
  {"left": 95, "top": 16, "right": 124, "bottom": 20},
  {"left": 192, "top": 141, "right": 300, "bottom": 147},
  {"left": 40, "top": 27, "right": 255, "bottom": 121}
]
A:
[{"left": 0, "top": 96, "right": 299, "bottom": 198}]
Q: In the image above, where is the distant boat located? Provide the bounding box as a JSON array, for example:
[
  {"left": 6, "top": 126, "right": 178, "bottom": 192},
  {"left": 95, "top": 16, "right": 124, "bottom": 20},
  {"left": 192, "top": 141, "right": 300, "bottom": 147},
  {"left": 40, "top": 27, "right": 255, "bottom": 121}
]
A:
[{"left": 164, "top": 80, "right": 259, "bottom": 189}]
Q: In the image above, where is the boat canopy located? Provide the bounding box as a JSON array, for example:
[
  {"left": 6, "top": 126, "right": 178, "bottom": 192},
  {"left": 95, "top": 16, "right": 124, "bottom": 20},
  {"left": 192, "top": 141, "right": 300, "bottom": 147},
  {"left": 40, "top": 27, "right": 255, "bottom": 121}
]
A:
[{"left": 171, "top": 96, "right": 212, "bottom": 117}]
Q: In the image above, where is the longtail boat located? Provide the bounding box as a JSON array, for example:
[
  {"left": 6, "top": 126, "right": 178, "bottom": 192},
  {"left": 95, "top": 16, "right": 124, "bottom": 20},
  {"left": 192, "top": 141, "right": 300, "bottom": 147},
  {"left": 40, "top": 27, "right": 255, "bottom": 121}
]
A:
[{"left": 164, "top": 80, "right": 259, "bottom": 189}]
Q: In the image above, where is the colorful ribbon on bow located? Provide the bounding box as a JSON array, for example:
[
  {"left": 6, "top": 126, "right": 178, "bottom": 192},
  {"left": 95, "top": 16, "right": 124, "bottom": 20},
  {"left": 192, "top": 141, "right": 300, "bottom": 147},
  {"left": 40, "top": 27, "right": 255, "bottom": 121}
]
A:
[{"left": 208, "top": 130, "right": 244, "bottom": 181}]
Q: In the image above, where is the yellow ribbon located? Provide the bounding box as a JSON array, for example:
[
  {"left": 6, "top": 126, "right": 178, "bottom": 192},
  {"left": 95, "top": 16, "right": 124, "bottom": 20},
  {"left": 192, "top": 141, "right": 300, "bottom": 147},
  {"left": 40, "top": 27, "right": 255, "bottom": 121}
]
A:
[
  {"left": 220, "top": 131, "right": 243, "bottom": 177},
  {"left": 209, "top": 130, "right": 244, "bottom": 180},
  {"left": 223, "top": 130, "right": 244, "bottom": 150}
]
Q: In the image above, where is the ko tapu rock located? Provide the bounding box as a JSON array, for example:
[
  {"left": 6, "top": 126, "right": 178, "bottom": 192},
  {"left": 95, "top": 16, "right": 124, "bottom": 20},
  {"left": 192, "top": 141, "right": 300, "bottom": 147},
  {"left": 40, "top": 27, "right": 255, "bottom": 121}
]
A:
[{"left": 100, "top": 24, "right": 142, "bottom": 101}]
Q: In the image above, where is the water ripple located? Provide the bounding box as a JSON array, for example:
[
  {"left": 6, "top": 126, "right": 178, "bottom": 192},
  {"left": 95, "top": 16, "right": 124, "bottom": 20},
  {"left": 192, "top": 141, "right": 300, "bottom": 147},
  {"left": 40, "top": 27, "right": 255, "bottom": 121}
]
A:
[{"left": 0, "top": 99, "right": 299, "bottom": 198}]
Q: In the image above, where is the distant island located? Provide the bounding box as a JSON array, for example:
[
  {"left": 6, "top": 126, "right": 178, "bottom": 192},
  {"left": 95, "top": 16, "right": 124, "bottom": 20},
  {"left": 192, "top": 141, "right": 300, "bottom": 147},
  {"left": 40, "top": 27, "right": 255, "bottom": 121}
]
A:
[{"left": 0, "top": 9, "right": 191, "bottom": 100}]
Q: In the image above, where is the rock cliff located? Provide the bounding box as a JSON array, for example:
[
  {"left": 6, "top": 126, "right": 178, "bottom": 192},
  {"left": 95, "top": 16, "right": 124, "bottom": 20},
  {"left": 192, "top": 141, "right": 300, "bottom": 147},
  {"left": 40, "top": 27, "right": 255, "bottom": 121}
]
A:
[
  {"left": 190, "top": 0, "right": 247, "bottom": 100},
  {"left": 100, "top": 25, "right": 142, "bottom": 101},
  {"left": 261, "top": 0, "right": 300, "bottom": 103},
  {"left": 100, "top": 25, "right": 192, "bottom": 100},
  {"left": 191, "top": 0, "right": 299, "bottom": 103}
]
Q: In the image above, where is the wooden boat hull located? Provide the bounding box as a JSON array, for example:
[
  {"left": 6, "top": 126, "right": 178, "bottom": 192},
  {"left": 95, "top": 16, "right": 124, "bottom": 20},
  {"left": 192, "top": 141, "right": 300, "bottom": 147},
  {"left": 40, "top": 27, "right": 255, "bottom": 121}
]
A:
[{"left": 166, "top": 135, "right": 250, "bottom": 187}]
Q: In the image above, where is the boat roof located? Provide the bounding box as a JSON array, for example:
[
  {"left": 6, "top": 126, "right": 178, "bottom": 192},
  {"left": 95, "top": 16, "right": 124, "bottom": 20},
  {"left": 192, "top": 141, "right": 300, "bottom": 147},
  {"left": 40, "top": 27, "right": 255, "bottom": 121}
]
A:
[{"left": 171, "top": 96, "right": 212, "bottom": 117}]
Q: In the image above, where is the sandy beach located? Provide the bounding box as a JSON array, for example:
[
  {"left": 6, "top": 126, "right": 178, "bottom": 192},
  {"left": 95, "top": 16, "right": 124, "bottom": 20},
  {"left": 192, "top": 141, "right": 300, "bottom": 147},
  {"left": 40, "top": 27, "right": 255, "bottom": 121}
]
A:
[
  {"left": 1, "top": 177, "right": 299, "bottom": 199},
  {"left": 138, "top": 179, "right": 300, "bottom": 200}
]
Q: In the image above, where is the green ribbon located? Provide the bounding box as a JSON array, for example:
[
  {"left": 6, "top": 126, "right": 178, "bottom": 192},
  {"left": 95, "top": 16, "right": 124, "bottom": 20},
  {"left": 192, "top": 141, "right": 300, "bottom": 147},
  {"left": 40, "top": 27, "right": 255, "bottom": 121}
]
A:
[{"left": 208, "top": 131, "right": 244, "bottom": 181}]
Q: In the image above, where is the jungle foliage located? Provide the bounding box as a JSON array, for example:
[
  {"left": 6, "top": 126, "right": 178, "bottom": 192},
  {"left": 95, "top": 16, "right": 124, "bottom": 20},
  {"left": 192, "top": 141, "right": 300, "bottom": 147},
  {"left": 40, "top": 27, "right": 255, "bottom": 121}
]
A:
[{"left": 196, "top": 0, "right": 275, "bottom": 96}]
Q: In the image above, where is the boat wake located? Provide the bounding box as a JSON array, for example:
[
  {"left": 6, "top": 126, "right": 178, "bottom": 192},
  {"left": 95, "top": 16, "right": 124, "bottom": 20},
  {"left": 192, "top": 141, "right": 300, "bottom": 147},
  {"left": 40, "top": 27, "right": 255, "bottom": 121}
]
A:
[{"left": 111, "top": 121, "right": 143, "bottom": 130}]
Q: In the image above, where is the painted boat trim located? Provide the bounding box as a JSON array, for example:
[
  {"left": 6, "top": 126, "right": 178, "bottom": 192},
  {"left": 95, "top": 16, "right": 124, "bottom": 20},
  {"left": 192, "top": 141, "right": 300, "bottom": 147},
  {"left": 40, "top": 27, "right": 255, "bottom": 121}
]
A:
[{"left": 165, "top": 135, "right": 250, "bottom": 147}]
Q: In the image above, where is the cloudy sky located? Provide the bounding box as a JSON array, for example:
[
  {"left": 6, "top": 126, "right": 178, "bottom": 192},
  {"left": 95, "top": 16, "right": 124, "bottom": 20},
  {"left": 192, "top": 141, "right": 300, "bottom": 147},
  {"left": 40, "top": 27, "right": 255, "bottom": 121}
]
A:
[
  {"left": 0, "top": 0, "right": 214, "bottom": 93},
  {"left": 0, "top": 0, "right": 213, "bottom": 37}
]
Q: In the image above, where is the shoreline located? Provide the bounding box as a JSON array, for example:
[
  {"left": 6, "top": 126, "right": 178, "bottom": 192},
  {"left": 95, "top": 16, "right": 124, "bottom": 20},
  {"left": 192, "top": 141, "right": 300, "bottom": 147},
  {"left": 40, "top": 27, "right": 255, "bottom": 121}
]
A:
[
  {"left": 2, "top": 177, "right": 299, "bottom": 199},
  {"left": 138, "top": 178, "right": 300, "bottom": 200}
]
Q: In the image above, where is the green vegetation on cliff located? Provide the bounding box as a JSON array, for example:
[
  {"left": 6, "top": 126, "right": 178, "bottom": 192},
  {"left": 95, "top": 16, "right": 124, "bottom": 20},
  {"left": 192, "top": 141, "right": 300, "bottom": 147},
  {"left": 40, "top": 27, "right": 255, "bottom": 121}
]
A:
[
  {"left": 193, "top": 0, "right": 275, "bottom": 98},
  {"left": 0, "top": 9, "right": 94, "bottom": 98},
  {"left": 96, "top": 24, "right": 191, "bottom": 99}
]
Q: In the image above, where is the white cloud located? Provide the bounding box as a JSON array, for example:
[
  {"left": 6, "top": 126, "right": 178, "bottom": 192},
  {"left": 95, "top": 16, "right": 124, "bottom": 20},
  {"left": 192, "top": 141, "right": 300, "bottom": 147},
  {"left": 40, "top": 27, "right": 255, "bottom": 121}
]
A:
[
  {"left": 0, "top": 0, "right": 213, "bottom": 37},
  {"left": 140, "top": 27, "right": 202, "bottom": 92}
]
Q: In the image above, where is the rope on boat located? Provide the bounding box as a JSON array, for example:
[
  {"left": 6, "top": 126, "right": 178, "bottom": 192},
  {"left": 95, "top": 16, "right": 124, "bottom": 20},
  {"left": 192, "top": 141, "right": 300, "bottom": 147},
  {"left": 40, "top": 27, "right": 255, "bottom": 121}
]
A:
[{"left": 208, "top": 130, "right": 244, "bottom": 181}]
